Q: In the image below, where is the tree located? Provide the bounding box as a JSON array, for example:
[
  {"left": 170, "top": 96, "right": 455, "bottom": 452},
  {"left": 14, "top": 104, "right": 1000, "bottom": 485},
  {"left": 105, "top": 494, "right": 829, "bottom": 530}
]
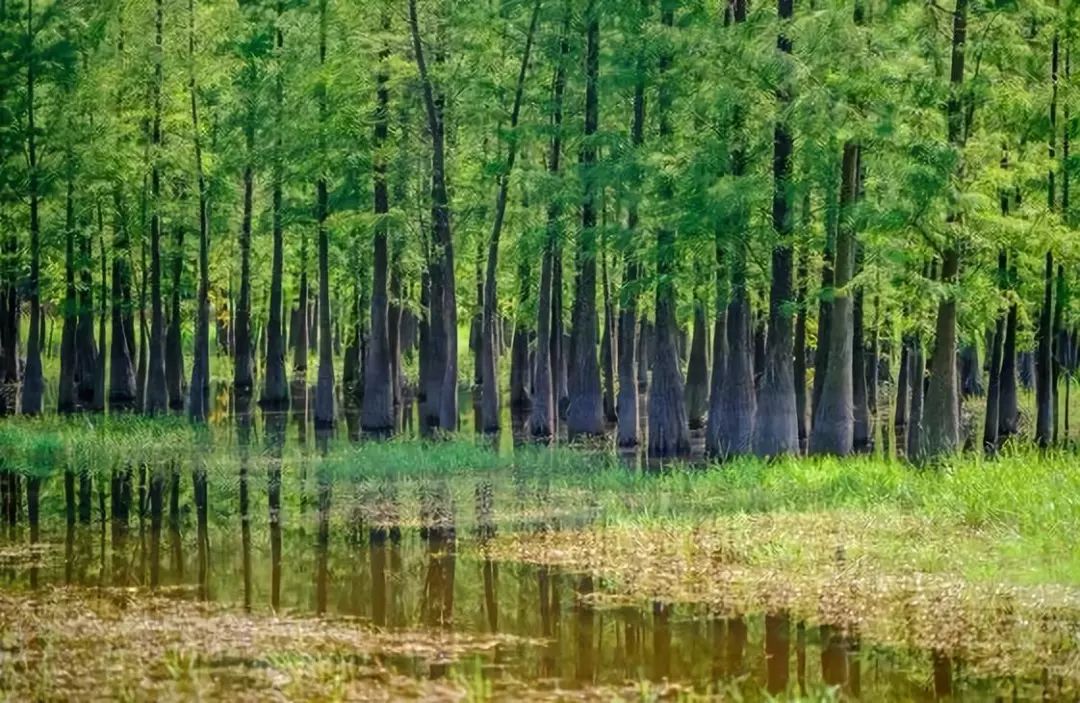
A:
[
  {"left": 752, "top": 0, "right": 799, "bottom": 457},
  {"left": 261, "top": 0, "right": 288, "bottom": 410},
  {"left": 566, "top": 0, "right": 604, "bottom": 439},
  {"left": 144, "top": 0, "right": 168, "bottom": 415},
  {"left": 647, "top": 0, "right": 690, "bottom": 458},
  {"left": 479, "top": 0, "right": 541, "bottom": 433}
]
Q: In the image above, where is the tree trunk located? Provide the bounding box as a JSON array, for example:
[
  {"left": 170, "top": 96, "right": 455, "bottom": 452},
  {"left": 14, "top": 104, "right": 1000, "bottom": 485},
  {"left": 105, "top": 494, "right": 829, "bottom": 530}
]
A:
[
  {"left": 984, "top": 250, "right": 1007, "bottom": 452},
  {"left": 852, "top": 287, "right": 871, "bottom": 452},
  {"left": 93, "top": 212, "right": 107, "bottom": 412},
  {"left": 810, "top": 143, "right": 858, "bottom": 456},
  {"left": 294, "top": 243, "right": 309, "bottom": 376},
  {"left": 601, "top": 248, "right": 618, "bottom": 423},
  {"left": 76, "top": 207, "right": 98, "bottom": 407},
  {"left": 566, "top": 0, "right": 605, "bottom": 439},
  {"left": 510, "top": 261, "right": 531, "bottom": 411},
  {"left": 919, "top": 0, "right": 967, "bottom": 461},
  {"left": 793, "top": 257, "right": 808, "bottom": 451},
  {"left": 165, "top": 212, "right": 185, "bottom": 410},
  {"left": 314, "top": 0, "right": 334, "bottom": 430},
  {"left": 906, "top": 338, "right": 925, "bottom": 459},
  {"left": 647, "top": 1, "right": 691, "bottom": 458},
  {"left": 21, "top": 0, "right": 43, "bottom": 415},
  {"left": 753, "top": 0, "right": 799, "bottom": 457},
  {"left": 144, "top": 0, "right": 168, "bottom": 415},
  {"left": 59, "top": 176, "right": 78, "bottom": 414},
  {"left": 894, "top": 337, "right": 910, "bottom": 445},
  {"left": 409, "top": 0, "right": 458, "bottom": 433},
  {"left": 617, "top": 24, "right": 645, "bottom": 446},
  {"left": 685, "top": 298, "right": 709, "bottom": 431},
  {"left": 1036, "top": 251, "right": 1055, "bottom": 447},
  {"left": 362, "top": 11, "right": 395, "bottom": 434},
  {"left": 261, "top": 0, "right": 289, "bottom": 409},
  {"left": 233, "top": 78, "right": 256, "bottom": 399},
  {"left": 480, "top": 0, "right": 541, "bottom": 432},
  {"left": 998, "top": 261, "right": 1019, "bottom": 441}
]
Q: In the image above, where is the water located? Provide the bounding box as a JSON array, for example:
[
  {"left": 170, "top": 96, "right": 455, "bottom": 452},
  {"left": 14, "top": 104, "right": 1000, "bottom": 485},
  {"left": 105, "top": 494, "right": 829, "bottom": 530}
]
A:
[{"left": 0, "top": 398, "right": 1076, "bottom": 699}]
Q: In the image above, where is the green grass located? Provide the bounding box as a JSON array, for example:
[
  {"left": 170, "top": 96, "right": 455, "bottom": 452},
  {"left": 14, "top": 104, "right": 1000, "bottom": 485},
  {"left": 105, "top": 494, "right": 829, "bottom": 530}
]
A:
[{"left": 2, "top": 414, "right": 1077, "bottom": 585}]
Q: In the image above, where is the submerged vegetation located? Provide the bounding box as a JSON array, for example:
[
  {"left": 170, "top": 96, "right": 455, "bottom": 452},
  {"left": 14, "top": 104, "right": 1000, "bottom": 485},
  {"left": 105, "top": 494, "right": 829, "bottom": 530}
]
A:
[{"left": 0, "top": 417, "right": 1078, "bottom": 698}]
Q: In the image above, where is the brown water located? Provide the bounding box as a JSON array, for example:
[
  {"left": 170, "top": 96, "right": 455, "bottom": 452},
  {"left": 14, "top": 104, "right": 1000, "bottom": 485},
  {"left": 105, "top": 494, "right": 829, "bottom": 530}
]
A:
[
  {"left": 1, "top": 469, "right": 1066, "bottom": 701},
  {"left": 0, "top": 391, "right": 1074, "bottom": 700}
]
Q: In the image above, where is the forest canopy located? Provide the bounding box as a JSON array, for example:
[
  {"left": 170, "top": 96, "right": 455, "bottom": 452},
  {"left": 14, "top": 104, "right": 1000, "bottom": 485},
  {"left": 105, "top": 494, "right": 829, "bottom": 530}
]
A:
[{"left": 0, "top": 0, "right": 1077, "bottom": 460}]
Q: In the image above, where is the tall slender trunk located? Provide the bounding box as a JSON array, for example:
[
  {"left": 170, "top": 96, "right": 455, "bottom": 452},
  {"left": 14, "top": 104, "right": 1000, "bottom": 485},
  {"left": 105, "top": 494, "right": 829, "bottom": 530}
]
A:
[
  {"left": 810, "top": 143, "right": 859, "bottom": 455},
  {"left": 409, "top": 0, "right": 458, "bottom": 432},
  {"left": 187, "top": 0, "right": 211, "bottom": 421},
  {"left": 983, "top": 249, "right": 1007, "bottom": 452},
  {"left": 566, "top": 0, "right": 605, "bottom": 439},
  {"left": 362, "top": 10, "right": 394, "bottom": 433},
  {"left": 144, "top": 0, "right": 169, "bottom": 414},
  {"left": 685, "top": 296, "right": 709, "bottom": 431},
  {"left": 793, "top": 254, "right": 808, "bottom": 450},
  {"left": 76, "top": 204, "right": 98, "bottom": 408},
  {"left": 480, "top": 0, "right": 541, "bottom": 432},
  {"left": 165, "top": 209, "right": 185, "bottom": 410},
  {"left": 294, "top": 236, "right": 309, "bottom": 375},
  {"left": 262, "top": 1, "right": 289, "bottom": 408},
  {"left": 21, "top": 0, "right": 43, "bottom": 415},
  {"left": 509, "top": 260, "right": 532, "bottom": 411},
  {"left": 108, "top": 16, "right": 137, "bottom": 413},
  {"left": 1038, "top": 15, "right": 1061, "bottom": 448},
  {"left": 920, "top": 0, "right": 968, "bottom": 461},
  {"left": 894, "top": 336, "right": 910, "bottom": 444},
  {"left": 601, "top": 242, "right": 618, "bottom": 423},
  {"left": 529, "top": 19, "right": 568, "bottom": 439},
  {"left": 59, "top": 175, "right": 78, "bottom": 414},
  {"left": 852, "top": 286, "right": 871, "bottom": 452},
  {"left": 753, "top": 0, "right": 799, "bottom": 457},
  {"left": 234, "top": 69, "right": 256, "bottom": 398},
  {"left": 617, "top": 12, "right": 646, "bottom": 446},
  {"left": 313, "top": 0, "right": 334, "bottom": 429},
  {"left": 907, "top": 337, "right": 925, "bottom": 459},
  {"left": 93, "top": 207, "right": 107, "bottom": 411}
]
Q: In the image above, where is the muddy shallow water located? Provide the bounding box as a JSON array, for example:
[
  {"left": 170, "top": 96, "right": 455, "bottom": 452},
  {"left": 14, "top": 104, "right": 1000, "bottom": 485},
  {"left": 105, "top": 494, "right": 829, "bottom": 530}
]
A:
[{"left": 0, "top": 401, "right": 1077, "bottom": 699}]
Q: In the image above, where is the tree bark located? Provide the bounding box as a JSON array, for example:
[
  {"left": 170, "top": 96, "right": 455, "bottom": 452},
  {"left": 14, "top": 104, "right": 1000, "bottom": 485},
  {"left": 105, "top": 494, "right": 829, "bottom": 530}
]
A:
[
  {"left": 362, "top": 10, "right": 395, "bottom": 434},
  {"left": 647, "top": 0, "right": 691, "bottom": 458},
  {"left": 529, "top": 15, "right": 569, "bottom": 438},
  {"left": 76, "top": 205, "right": 98, "bottom": 408},
  {"left": 187, "top": 0, "right": 211, "bottom": 421},
  {"left": 617, "top": 17, "right": 646, "bottom": 445},
  {"left": 852, "top": 286, "right": 871, "bottom": 452},
  {"left": 409, "top": 0, "right": 458, "bottom": 433},
  {"left": 262, "top": 0, "right": 289, "bottom": 409},
  {"left": 919, "top": 0, "right": 967, "bottom": 461},
  {"left": 753, "top": 0, "right": 799, "bottom": 457},
  {"left": 314, "top": 0, "right": 334, "bottom": 429},
  {"left": 21, "top": 0, "right": 43, "bottom": 415},
  {"left": 685, "top": 297, "right": 709, "bottom": 430},
  {"left": 810, "top": 143, "right": 859, "bottom": 456},
  {"left": 233, "top": 68, "right": 256, "bottom": 400},
  {"left": 143, "top": 0, "right": 169, "bottom": 415},
  {"left": 906, "top": 337, "right": 925, "bottom": 459},
  {"left": 165, "top": 210, "right": 185, "bottom": 410},
  {"left": 566, "top": 0, "right": 605, "bottom": 439},
  {"left": 983, "top": 250, "right": 1007, "bottom": 452},
  {"left": 480, "top": 0, "right": 541, "bottom": 432},
  {"left": 59, "top": 176, "right": 78, "bottom": 414}
]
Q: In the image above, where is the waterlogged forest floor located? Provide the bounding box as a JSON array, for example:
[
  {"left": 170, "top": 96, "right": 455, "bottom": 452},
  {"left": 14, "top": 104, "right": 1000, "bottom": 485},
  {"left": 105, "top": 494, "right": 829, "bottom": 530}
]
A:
[{"left": 1, "top": 419, "right": 1079, "bottom": 699}]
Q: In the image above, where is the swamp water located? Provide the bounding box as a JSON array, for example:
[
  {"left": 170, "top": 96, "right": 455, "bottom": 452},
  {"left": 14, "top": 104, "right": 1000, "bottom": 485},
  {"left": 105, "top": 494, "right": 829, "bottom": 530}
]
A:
[{"left": 0, "top": 405, "right": 1077, "bottom": 700}]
